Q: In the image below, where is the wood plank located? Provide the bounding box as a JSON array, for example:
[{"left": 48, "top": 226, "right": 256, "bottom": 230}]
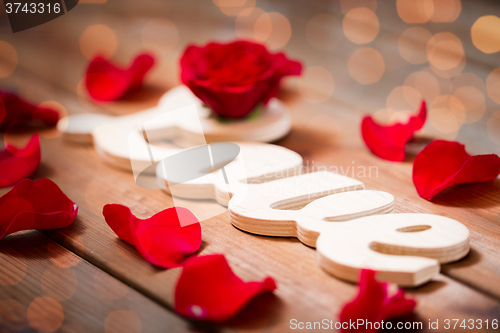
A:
[
  {"left": 0, "top": 231, "right": 195, "bottom": 333},
  {"left": 34, "top": 133, "right": 500, "bottom": 330},
  {"left": 3, "top": 20, "right": 500, "bottom": 299},
  {"left": 2, "top": 2, "right": 499, "bottom": 157},
  {"left": 284, "top": 98, "right": 500, "bottom": 298},
  {"left": 1, "top": 70, "right": 498, "bottom": 331},
  {"left": 1, "top": 0, "right": 500, "bottom": 330}
]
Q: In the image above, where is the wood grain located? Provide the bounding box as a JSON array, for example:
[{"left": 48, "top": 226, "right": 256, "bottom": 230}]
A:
[
  {"left": 1, "top": 109, "right": 498, "bottom": 332},
  {"left": 0, "top": 232, "right": 194, "bottom": 333},
  {"left": 1, "top": 0, "right": 500, "bottom": 331}
]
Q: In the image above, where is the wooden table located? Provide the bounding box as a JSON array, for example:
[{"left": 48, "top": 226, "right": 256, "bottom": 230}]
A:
[{"left": 1, "top": 0, "right": 499, "bottom": 332}]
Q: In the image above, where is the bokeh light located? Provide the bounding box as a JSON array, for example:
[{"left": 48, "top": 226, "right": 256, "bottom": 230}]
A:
[
  {"left": 47, "top": 242, "right": 81, "bottom": 268},
  {"left": 450, "top": 72, "right": 487, "bottom": 123},
  {"left": 430, "top": 0, "right": 461, "bottom": 22},
  {"left": 141, "top": 18, "right": 178, "bottom": 55},
  {"left": 104, "top": 311, "right": 142, "bottom": 333},
  {"left": 429, "top": 95, "right": 465, "bottom": 134},
  {"left": 2, "top": 130, "right": 34, "bottom": 150},
  {"left": 306, "top": 14, "right": 342, "bottom": 51},
  {"left": 388, "top": 110, "right": 419, "bottom": 125},
  {"left": 429, "top": 57, "right": 465, "bottom": 78},
  {"left": 452, "top": 86, "right": 485, "bottom": 123},
  {"left": 340, "top": 0, "right": 377, "bottom": 15},
  {"left": 297, "top": 66, "right": 335, "bottom": 103},
  {"left": 348, "top": 47, "right": 385, "bottom": 85},
  {"left": 0, "top": 41, "right": 18, "bottom": 79},
  {"left": 386, "top": 86, "right": 422, "bottom": 113},
  {"left": 41, "top": 266, "right": 79, "bottom": 301},
  {"left": 94, "top": 269, "right": 129, "bottom": 300},
  {"left": 254, "top": 13, "right": 274, "bottom": 43},
  {"left": 426, "top": 32, "right": 466, "bottom": 78},
  {"left": 236, "top": 8, "right": 291, "bottom": 49},
  {"left": 80, "top": 24, "right": 118, "bottom": 60},
  {"left": 451, "top": 72, "right": 486, "bottom": 93},
  {"left": 398, "top": 27, "right": 432, "bottom": 64},
  {"left": 235, "top": 7, "right": 266, "bottom": 40},
  {"left": 427, "top": 32, "right": 464, "bottom": 71},
  {"left": 0, "top": 299, "right": 27, "bottom": 332},
  {"left": 253, "top": 12, "right": 292, "bottom": 49},
  {"left": 372, "top": 108, "right": 396, "bottom": 124},
  {"left": 404, "top": 71, "right": 440, "bottom": 103},
  {"left": 343, "top": 8, "right": 379, "bottom": 44},
  {"left": 471, "top": 15, "right": 500, "bottom": 54},
  {"left": 487, "top": 68, "right": 500, "bottom": 104},
  {"left": 213, "top": 0, "right": 256, "bottom": 16},
  {"left": 397, "top": 0, "right": 434, "bottom": 23},
  {"left": 0, "top": 248, "right": 27, "bottom": 286},
  {"left": 487, "top": 111, "right": 500, "bottom": 147},
  {"left": 27, "top": 297, "right": 64, "bottom": 333}
]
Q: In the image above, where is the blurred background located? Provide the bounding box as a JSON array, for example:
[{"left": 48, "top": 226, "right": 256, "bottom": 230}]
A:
[{"left": 0, "top": 0, "right": 499, "bottom": 153}]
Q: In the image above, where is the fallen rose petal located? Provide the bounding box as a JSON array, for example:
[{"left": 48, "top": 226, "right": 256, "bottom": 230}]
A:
[
  {"left": 85, "top": 53, "right": 155, "bottom": 102},
  {"left": 339, "top": 270, "right": 416, "bottom": 333},
  {"left": 0, "top": 91, "right": 59, "bottom": 130},
  {"left": 102, "top": 204, "right": 201, "bottom": 268},
  {"left": 175, "top": 254, "right": 277, "bottom": 322},
  {"left": 362, "top": 101, "right": 427, "bottom": 161},
  {"left": 0, "top": 178, "right": 78, "bottom": 239},
  {"left": 0, "top": 134, "right": 40, "bottom": 188},
  {"left": 412, "top": 140, "right": 500, "bottom": 200}
]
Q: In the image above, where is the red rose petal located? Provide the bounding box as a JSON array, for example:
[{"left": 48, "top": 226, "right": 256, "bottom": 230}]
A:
[
  {"left": 102, "top": 204, "right": 201, "bottom": 268},
  {"left": 339, "top": 270, "right": 416, "bottom": 333},
  {"left": 0, "top": 134, "right": 41, "bottom": 188},
  {"left": 175, "top": 254, "right": 277, "bottom": 322},
  {"left": 412, "top": 140, "right": 500, "bottom": 200},
  {"left": 0, "top": 178, "right": 78, "bottom": 239},
  {"left": 85, "top": 53, "right": 155, "bottom": 102},
  {"left": 180, "top": 40, "right": 302, "bottom": 118},
  {"left": 362, "top": 101, "right": 427, "bottom": 161},
  {"left": 0, "top": 91, "right": 59, "bottom": 130}
]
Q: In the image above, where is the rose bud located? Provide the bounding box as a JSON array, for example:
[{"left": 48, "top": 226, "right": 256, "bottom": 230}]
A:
[{"left": 180, "top": 40, "right": 302, "bottom": 119}]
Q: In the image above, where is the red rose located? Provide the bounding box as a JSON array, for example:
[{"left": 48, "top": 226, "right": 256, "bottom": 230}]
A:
[{"left": 180, "top": 40, "right": 302, "bottom": 118}]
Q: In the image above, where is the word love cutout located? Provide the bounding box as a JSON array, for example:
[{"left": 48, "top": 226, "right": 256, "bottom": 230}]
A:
[
  {"left": 58, "top": 85, "right": 292, "bottom": 173},
  {"left": 228, "top": 171, "right": 470, "bottom": 287}
]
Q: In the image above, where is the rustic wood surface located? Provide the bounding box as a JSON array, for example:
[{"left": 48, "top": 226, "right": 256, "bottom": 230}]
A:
[
  {"left": 0, "top": 232, "right": 195, "bottom": 333},
  {"left": 1, "top": 0, "right": 500, "bottom": 332}
]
